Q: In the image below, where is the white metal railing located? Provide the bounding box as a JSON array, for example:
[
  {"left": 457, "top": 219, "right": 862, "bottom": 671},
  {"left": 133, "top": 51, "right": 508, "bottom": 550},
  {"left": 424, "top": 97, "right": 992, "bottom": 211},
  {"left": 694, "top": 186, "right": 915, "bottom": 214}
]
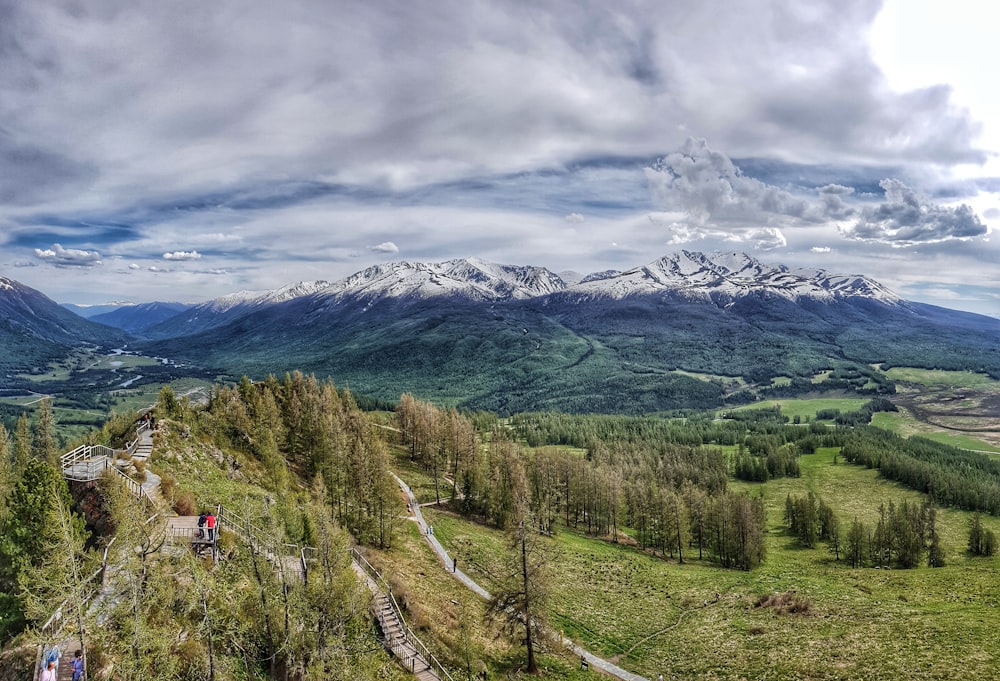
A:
[
  {"left": 124, "top": 421, "right": 150, "bottom": 455},
  {"left": 60, "top": 442, "right": 153, "bottom": 506},
  {"left": 350, "top": 547, "right": 454, "bottom": 681}
]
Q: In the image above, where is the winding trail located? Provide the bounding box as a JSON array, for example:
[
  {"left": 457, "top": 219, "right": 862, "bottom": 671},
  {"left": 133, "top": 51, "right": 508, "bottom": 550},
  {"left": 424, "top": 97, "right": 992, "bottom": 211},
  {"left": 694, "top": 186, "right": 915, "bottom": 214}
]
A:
[{"left": 391, "top": 472, "right": 649, "bottom": 681}]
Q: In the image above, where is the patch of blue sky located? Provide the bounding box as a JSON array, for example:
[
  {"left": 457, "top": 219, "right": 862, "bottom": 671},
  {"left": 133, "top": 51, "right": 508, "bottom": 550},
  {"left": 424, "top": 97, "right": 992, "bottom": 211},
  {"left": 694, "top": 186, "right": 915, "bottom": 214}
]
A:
[{"left": 733, "top": 157, "right": 904, "bottom": 196}]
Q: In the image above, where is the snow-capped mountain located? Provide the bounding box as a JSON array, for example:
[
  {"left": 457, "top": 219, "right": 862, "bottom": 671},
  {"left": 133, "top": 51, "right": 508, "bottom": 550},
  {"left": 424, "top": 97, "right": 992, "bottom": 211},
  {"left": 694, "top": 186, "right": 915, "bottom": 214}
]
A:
[
  {"left": 318, "top": 258, "right": 566, "bottom": 302},
  {"left": 144, "top": 280, "right": 333, "bottom": 338},
  {"left": 309, "top": 251, "right": 901, "bottom": 307},
  {"left": 570, "top": 251, "right": 901, "bottom": 305}
]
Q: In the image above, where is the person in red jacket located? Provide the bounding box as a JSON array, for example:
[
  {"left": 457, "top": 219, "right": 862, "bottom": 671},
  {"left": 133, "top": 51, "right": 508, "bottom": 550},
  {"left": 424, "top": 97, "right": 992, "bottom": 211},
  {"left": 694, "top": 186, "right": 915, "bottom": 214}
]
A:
[{"left": 206, "top": 511, "right": 216, "bottom": 541}]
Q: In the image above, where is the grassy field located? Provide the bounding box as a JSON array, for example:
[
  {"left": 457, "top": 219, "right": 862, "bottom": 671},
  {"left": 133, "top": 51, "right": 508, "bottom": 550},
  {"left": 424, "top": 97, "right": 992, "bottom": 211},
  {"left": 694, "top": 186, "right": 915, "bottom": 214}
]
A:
[
  {"left": 399, "top": 448, "right": 1000, "bottom": 680},
  {"left": 366, "top": 501, "right": 597, "bottom": 679},
  {"left": 872, "top": 411, "right": 1000, "bottom": 453},
  {"left": 884, "top": 367, "right": 1000, "bottom": 390},
  {"left": 729, "top": 397, "right": 868, "bottom": 420}
]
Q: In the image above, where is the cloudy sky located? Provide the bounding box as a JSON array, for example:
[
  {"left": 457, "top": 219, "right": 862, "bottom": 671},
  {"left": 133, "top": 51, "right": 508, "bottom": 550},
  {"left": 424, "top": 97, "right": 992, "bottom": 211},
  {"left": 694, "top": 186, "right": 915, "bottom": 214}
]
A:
[{"left": 2, "top": 0, "right": 998, "bottom": 316}]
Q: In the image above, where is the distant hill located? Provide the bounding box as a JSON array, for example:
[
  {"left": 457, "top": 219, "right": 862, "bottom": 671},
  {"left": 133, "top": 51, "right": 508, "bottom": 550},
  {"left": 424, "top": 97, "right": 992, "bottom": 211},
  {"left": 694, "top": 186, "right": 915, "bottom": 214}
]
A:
[
  {"left": 142, "top": 282, "right": 331, "bottom": 339},
  {"left": 61, "top": 301, "right": 134, "bottom": 318},
  {"left": 131, "top": 251, "right": 1000, "bottom": 414},
  {"left": 89, "top": 302, "right": 191, "bottom": 336},
  {"left": 0, "top": 277, "right": 129, "bottom": 376}
]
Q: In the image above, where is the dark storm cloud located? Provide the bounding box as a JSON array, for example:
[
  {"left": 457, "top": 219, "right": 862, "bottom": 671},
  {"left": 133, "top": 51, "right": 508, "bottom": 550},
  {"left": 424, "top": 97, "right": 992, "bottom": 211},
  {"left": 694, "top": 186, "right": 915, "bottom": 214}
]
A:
[{"left": 842, "top": 179, "right": 989, "bottom": 245}]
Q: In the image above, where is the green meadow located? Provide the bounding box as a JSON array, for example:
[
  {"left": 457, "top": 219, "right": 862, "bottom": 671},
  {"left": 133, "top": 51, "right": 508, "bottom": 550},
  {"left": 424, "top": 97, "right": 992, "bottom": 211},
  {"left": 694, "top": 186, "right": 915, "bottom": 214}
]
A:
[
  {"left": 729, "top": 397, "right": 869, "bottom": 420},
  {"left": 403, "top": 446, "right": 1000, "bottom": 680}
]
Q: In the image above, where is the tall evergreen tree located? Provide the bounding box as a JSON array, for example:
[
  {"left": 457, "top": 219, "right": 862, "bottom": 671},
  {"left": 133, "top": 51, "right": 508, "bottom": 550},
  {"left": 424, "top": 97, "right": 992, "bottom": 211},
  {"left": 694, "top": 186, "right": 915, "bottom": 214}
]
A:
[
  {"left": 0, "top": 459, "right": 74, "bottom": 640},
  {"left": 33, "top": 398, "right": 57, "bottom": 467},
  {"left": 15, "top": 412, "right": 32, "bottom": 472},
  {"left": 0, "top": 424, "right": 11, "bottom": 527}
]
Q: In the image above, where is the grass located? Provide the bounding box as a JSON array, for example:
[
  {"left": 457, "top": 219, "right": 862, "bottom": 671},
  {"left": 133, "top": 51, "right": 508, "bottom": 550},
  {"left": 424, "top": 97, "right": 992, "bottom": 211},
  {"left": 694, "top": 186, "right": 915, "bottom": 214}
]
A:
[
  {"left": 149, "top": 420, "right": 273, "bottom": 517},
  {"left": 394, "top": 449, "right": 1000, "bottom": 680},
  {"left": 872, "top": 412, "right": 1000, "bottom": 453},
  {"left": 366, "top": 506, "right": 597, "bottom": 679},
  {"left": 884, "top": 367, "right": 1000, "bottom": 390},
  {"left": 729, "top": 397, "right": 869, "bottom": 420}
]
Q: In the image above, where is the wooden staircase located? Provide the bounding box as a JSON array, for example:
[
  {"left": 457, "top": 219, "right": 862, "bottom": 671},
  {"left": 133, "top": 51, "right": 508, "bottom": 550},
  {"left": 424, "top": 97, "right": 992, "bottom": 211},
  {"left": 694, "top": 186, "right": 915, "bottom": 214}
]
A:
[{"left": 350, "top": 548, "right": 452, "bottom": 681}]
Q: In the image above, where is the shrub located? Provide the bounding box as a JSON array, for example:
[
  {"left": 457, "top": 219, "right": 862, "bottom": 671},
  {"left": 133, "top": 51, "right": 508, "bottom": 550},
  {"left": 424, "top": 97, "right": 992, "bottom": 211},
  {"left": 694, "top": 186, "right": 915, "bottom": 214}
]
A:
[
  {"left": 754, "top": 591, "right": 812, "bottom": 616},
  {"left": 159, "top": 471, "right": 177, "bottom": 502},
  {"left": 174, "top": 490, "right": 197, "bottom": 516}
]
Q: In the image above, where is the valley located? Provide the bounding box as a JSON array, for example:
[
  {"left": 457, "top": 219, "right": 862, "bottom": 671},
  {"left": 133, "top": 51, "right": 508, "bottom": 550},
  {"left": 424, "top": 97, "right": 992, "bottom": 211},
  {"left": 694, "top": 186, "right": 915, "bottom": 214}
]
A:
[{"left": 1, "top": 253, "right": 998, "bottom": 680}]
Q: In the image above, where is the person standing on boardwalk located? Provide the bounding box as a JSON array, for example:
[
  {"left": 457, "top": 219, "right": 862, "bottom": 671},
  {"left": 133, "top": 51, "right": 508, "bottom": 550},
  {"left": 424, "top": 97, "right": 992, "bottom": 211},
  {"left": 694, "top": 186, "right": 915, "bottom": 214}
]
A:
[
  {"left": 197, "top": 511, "right": 207, "bottom": 539},
  {"left": 39, "top": 660, "right": 56, "bottom": 681},
  {"left": 71, "top": 650, "right": 84, "bottom": 681},
  {"left": 206, "top": 510, "right": 216, "bottom": 541}
]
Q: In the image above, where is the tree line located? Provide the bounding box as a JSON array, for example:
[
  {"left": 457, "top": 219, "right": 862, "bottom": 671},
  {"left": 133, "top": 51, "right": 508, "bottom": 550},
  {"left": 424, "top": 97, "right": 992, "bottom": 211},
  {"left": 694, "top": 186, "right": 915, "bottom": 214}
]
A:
[
  {"left": 397, "top": 395, "right": 767, "bottom": 570},
  {"left": 841, "top": 427, "right": 1000, "bottom": 515}
]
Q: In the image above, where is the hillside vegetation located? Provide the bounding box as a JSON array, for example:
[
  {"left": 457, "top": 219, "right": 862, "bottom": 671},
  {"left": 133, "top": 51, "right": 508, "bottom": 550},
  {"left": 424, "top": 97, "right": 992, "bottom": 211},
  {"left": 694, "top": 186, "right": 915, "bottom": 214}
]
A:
[{"left": 2, "top": 375, "right": 999, "bottom": 680}]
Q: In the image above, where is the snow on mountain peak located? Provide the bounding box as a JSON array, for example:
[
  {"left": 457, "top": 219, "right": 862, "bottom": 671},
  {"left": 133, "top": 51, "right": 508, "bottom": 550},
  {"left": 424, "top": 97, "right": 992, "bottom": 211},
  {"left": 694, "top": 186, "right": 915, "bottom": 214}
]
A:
[
  {"left": 189, "top": 251, "right": 901, "bottom": 313},
  {"left": 323, "top": 258, "right": 566, "bottom": 302},
  {"left": 571, "top": 251, "right": 901, "bottom": 304}
]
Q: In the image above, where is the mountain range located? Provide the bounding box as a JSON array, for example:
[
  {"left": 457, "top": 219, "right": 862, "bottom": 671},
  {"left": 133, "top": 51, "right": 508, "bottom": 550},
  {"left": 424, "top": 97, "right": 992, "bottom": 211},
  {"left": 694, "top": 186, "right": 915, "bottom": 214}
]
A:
[{"left": 2, "top": 251, "right": 998, "bottom": 413}]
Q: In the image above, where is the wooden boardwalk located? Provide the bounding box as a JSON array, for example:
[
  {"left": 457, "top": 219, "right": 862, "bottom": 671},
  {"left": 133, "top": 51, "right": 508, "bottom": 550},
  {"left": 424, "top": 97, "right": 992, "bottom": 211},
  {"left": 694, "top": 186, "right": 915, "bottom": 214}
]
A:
[{"left": 350, "top": 549, "right": 450, "bottom": 681}]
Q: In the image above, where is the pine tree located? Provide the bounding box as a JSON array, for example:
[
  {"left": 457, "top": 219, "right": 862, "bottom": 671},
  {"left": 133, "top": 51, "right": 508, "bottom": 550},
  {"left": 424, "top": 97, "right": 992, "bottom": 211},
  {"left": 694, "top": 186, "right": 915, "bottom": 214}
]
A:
[
  {"left": 15, "top": 413, "right": 32, "bottom": 472},
  {"left": 33, "top": 398, "right": 57, "bottom": 467},
  {"left": 486, "top": 516, "right": 549, "bottom": 675},
  {"left": 0, "top": 424, "right": 12, "bottom": 527},
  {"left": 0, "top": 459, "right": 75, "bottom": 640},
  {"left": 18, "top": 473, "right": 93, "bottom": 669},
  {"left": 926, "top": 505, "right": 945, "bottom": 568},
  {"left": 846, "top": 518, "right": 865, "bottom": 568}
]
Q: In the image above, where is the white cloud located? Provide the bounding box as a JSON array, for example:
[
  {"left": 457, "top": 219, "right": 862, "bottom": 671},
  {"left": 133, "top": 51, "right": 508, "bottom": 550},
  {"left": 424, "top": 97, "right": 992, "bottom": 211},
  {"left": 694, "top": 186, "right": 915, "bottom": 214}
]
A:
[
  {"left": 645, "top": 138, "right": 848, "bottom": 234},
  {"left": 369, "top": 241, "right": 399, "bottom": 254},
  {"left": 33, "top": 243, "right": 103, "bottom": 267},
  {"left": 163, "top": 250, "right": 202, "bottom": 261},
  {"left": 129, "top": 263, "right": 141, "bottom": 270},
  {"left": 810, "top": 246, "right": 832, "bottom": 253},
  {"left": 840, "top": 179, "right": 989, "bottom": 246},
  {"left": 565, "top": 213, "right": 585, "bottom": 223}
]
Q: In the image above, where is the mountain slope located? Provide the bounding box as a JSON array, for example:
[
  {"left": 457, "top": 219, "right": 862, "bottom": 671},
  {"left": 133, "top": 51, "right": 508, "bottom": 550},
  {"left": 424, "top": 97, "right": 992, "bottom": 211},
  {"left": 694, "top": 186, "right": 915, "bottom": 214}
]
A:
[
  {"left": 0, "top": 276, "right": 129, "bottom": 375},
  {"left": 143, "top": 281, "right": 332, "bottom": 338},
  {"left": 132, "top": 252, "right": 1000, "bottom": 413},
  {"left": 89, "top": 302, "right": 191, "bottom": 335}
]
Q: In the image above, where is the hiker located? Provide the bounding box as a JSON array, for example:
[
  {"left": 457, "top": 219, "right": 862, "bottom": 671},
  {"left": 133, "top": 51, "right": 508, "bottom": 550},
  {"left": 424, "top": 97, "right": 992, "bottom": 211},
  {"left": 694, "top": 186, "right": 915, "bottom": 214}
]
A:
[
  {"left": 197, "top": 511, "right": 207, "bottom": 539},
  {"left": 206, "top": 510, "right": 216, "bottom": 541},
  {"left": 44, "top": 645, "right": 60, "bottom": 673},
  {"left": 453, "top": 557, "right": 457, "bottom": 573},
  {"left": 39, "top": 660, "right": 56, "bottom": 681},
  {"left": 71, "top": 649, "right": 84, "bottom": 681}
]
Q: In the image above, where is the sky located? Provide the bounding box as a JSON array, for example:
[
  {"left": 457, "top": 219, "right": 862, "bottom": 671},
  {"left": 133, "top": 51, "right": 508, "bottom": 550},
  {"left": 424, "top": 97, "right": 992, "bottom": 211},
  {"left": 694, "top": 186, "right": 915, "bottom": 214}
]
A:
[{"left": 1, "top": 0, "right": 998, "bottom": 316}]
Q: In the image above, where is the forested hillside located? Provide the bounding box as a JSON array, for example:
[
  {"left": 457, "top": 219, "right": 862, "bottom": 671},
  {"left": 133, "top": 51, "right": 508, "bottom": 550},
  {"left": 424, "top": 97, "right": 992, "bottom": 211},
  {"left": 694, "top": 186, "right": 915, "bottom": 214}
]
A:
[{"left": 2, "top": 376, "right": 999, "bottom": 680}]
